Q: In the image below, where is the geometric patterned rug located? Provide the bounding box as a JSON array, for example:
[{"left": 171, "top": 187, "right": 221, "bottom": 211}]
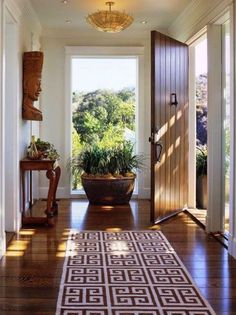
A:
[{"left": 56, "top": 231, "right": 216, "bottom": 315}]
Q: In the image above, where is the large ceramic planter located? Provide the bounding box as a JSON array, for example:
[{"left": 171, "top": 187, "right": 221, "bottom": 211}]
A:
[
  {"left": 82, "top": 175, "right": 136, "bottom": 205},
  {"left": 196, "top": 175, "right": 207, "bottom": 209}
]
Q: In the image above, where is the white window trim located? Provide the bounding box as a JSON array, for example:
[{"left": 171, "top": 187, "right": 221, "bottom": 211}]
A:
[
  {"left": 188, "top": 32, "right": 208, "bottom": 209},
  {"left": 64, "top": 46, "right": 145, "bottom": 198},
  {"left": 206, "top": 23, "right": 223, "bottom": 232},
  {"left": 188, "top": 45, "right": 196, "bottom": 209}
]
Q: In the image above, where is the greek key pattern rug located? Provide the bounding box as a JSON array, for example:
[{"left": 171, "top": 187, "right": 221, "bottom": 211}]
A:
[{"left": 56, "top": 231, "right": 216, "bottom": 315}]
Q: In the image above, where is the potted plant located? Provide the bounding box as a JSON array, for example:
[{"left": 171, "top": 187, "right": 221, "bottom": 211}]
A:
[
  {"left": 196, "top": 146, "right": 207, "bottom": 209},
  {"left": 70, "top": 141, "right": 144, "bottom": 205},
  {"left": 27, "top": 137, "right": 60, "bottom": 160}
]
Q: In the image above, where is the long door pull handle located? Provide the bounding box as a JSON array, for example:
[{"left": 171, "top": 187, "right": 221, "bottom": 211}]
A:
[{"left": 155, "top": 142, "right": 163, "bottom": 163}]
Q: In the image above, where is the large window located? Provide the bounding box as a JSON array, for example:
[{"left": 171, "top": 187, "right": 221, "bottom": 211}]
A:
[
  {"left": 195, "top": 36, "right": 208, "bottom": 211},
  {"left": 71, "top": 57, "right": 137, "bottom": 191}
]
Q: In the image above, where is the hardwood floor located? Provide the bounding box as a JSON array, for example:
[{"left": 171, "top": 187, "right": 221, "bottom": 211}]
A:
[{"left": 0, "top": 199, "right": 236, "bottom": 314}]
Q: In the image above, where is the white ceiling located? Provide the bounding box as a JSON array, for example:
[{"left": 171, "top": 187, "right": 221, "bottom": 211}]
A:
[{"left": 30, "top": 0, "right": 193, "bottom": 37}]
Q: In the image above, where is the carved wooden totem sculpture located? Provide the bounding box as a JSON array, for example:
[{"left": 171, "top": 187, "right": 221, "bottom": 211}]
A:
[{"left": 22, "top": 51, "right": 44, "bottom": 121}]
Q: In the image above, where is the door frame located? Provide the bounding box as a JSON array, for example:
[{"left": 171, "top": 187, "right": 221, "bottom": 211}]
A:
[
  {"left": 188, "top": 31, "right": 207, "bottom": 209},
  {"left": 0, "top": 0, "right": 21, "bottom": 257},
  {"left": 187, "top": 10, "right": 234, "bottom": 234},
  {"left": 64, "top": 46, "right": 146, "bottom": 198}
]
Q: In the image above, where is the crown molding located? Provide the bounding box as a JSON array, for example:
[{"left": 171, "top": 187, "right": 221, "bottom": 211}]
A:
[
  {"left": 4, "top": 0, "right": 21, "bottom": 22},
  {"left": 168, "top": 0, "right": 233, "bottom": 42},
  {"left": 4, "top": 0, "right": 41, "bottom": 33}
]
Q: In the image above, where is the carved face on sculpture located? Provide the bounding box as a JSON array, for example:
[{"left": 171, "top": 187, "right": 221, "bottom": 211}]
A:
[
  {"left": 23, "top": 51, "right": 43, "bottom": 101},
  {"left": 26, "top": 76, "right": 42, "bottom": 101},
  {"left": 22, "top": 51, "right": 44, "bottom": 121}
]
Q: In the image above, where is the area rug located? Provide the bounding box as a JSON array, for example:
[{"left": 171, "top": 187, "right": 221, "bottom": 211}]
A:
[{"left": 56, "top": 231, "right": 216, "bottom": 315}]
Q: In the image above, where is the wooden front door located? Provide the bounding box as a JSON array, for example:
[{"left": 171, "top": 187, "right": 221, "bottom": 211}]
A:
[{"left": 150, "top": 31, "right": 189, "bottom": 223}]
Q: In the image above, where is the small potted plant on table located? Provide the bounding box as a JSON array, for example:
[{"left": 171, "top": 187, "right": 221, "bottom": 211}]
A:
[
  {"left": 71, "top": 141, "right": 144, "bottom": 205},
  {"left": 27, "top": 137, "right": 60, "bottom": 161}
]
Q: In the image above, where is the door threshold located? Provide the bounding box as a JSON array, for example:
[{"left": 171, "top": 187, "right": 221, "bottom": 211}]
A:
[
  {"left": 185, "top": 209, "right": 228, "bottom": 249},
  {"left": 154, "top": 210, "right": 184, "bottom": 225},
  {"left": 185, "top": 209, "right": 206, "bottom": 230}
]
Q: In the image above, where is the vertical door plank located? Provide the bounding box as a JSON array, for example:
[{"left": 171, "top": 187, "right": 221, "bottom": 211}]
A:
[
  {"left": 165, "top": 37, "right": 171, "bottom": 213},
  {"left": 159, "top": 34, "right": 166, "bottom": 217},
  {"left": 184, "top": 47, "right": 189, "bottom": 206},
  {"left": 179, "top": 45, "right": 185, "bottom": 207},
  {"left": 175, "top": 44, "right": 181, "bottom": 210},
  {"left": 170, "top": 40, "right": 176, "bottom": 210}
]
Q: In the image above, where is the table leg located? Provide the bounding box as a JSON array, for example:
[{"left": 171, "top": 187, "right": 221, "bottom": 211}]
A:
[
  {"left": 46, "top": 169, "right": 56, "bottom": 226},
  {"left": 29, "top": 170, "right": 33, "bottom": 208},
  {"left": 22, "top": 170, "right": 25, "bottom": 217},
  {"left": 52, "top": 166, "right": 61, "bottom": 215}
]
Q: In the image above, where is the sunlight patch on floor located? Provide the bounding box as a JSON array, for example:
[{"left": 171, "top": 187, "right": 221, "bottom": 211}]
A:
[
  {"left": 57, "top": 242, "right": 67, "bottom": 251},
  {"left": 101, "top": 206, "right": 115, "bottom": 211},
  {"left": 18, "top": 229, "right": 35, "bottom": 236},
  {"left": 149, "top": 225, "right": 161, "bottom": 230},
  {"left": 56, "top": 249, "right": 78, "bottom": 258},
  {"left": 7, "top": 240, "right": 29, "bottom": 251},
  {"left": 106, "top": 228, "right": 122, "bottom": 232},
  {"left": 5, "top": 251, "right": 25, "bottom": 257}
]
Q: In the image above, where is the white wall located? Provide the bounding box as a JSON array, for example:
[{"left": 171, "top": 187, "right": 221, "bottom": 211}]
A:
[
  {"left": 15, "top": 0, "right": 42, "bottom": 160},
  {"left": 40, "top": 34, "right": 153, "bottom": 199}
]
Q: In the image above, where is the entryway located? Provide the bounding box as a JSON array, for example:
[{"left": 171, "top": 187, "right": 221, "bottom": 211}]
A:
[{"left": 187, "top": 14, "right": 232, "bottom": 240}]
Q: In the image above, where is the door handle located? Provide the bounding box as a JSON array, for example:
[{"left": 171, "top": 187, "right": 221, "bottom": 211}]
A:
[
  {"left": 155, "top": 142, "right": 163, "bottom": 163},
  {"left": 149, "top": 127, "right": 162, "bottom": 162}
]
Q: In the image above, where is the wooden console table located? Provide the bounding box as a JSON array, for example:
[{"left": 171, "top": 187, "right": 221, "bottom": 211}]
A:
[{"left": 20, "top": 158, "right": 61, "bottom": 226}]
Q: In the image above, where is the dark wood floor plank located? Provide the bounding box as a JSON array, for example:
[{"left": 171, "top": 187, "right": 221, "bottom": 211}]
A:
[
  {"left": 0, "top": 287, "right": 58, "bottom": 298},
  {"left": 0, "top": 298, "right": 56, "bottom": 312}
]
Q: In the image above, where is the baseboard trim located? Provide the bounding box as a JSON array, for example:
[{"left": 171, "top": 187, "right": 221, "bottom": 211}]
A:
[
  {"left": 138, "top": 188, "right": 150, "bottom": 199},
  {"left": 39, "top": 187, "right": 68, "bottom": 199},
  {"left": 0, "top": 234, "right": 6, "bottom": 259},
  {"left": 228, "top": 235, "right": 236, "bottom": 258}
]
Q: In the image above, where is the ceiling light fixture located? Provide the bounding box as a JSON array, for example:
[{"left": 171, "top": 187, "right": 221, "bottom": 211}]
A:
[{"left": 86, "top": 1, "right": 133, "bottom": 33}]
